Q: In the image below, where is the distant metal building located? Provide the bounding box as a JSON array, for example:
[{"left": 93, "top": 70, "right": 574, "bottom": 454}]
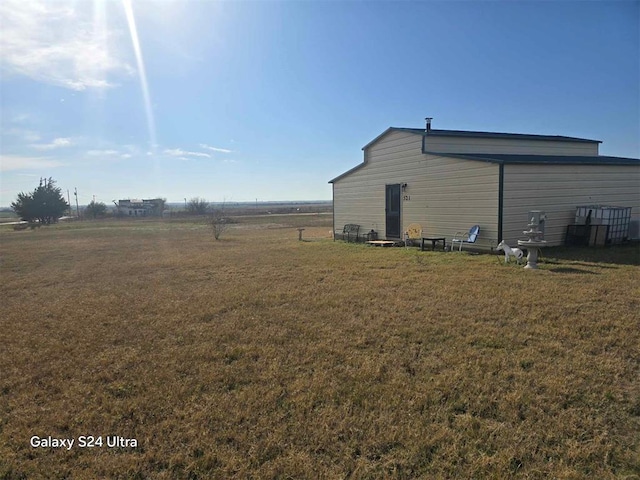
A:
[{"left": 330, "top": 120, "right": 640, "bottom": 248}]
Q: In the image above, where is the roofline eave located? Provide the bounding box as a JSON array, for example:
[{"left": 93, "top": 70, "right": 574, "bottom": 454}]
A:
[
  {"left": 329, "top": 161, "right": 367, "bottom": 183},
  {"left": 423, "top": 151, "right": 640, "bottom": 166}
]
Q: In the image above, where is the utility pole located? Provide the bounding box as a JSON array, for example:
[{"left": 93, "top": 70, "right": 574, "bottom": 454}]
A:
[
  {"left": 67, "top": 189, "right": 71, "bottom": 216},
  {"left": 74, "top": 188, "right": 80, "bottom": 218}
]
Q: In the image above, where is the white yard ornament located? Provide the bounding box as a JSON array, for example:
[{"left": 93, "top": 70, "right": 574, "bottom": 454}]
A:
[{"left": 496, "top": 241, "right": 524, "bottom": 264}]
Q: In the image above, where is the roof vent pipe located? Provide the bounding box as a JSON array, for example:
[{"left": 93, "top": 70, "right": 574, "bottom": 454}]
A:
[{"left": 425, "top": 117, "right": 432, "bottom": 132}]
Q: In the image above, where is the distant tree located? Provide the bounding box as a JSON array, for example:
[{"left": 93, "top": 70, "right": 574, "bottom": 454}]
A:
[
  {"left": 187, "top": 197, "right": 209, "bottom": 215},
  {"left": 151, "top": 198, "right": 166, "bottom": 217},
  {"left": 11, "top": 177, "right": 69, "bottom": 224},
  {"left": 85, "top": 200, "right": 107, "bottom": 219}
]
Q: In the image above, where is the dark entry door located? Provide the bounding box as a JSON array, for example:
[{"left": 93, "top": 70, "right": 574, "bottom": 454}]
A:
[{"left": 385, "top": 184, "right": 401, "bottom": 238}]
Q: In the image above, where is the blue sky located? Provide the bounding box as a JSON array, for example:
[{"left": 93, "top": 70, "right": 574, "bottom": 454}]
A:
[{"left": 1, "top": 0, "right": 638, "bottom": 207}]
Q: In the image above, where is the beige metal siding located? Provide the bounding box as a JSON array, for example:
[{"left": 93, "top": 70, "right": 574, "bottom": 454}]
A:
[
  {"left": 333, "top": 129, "right": 499, "bottom": 247},
  {"left": 333, "top": 130, "right": 423, "bottom": 236},
  {"left": 425, "top": 135, "right": 599, "bottom": 156},
  {"left": 502, "top": 164, "right": 640, "bottom": 246},
  {"left": 414, "top": 156, "right": 499, "bottom": 249}
]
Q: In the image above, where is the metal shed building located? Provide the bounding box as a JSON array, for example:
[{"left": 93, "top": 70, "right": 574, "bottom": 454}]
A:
[{"left": 329, "top": 123, "right": 640, "bottom": 249}]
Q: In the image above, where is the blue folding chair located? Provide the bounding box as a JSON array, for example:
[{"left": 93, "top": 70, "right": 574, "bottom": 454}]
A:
[{"left": 451, "top": 225, "right": 480, "bottom": 251}]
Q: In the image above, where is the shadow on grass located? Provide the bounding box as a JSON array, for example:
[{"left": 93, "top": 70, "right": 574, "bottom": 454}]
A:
[
  {"left": 547, "top": 267, "right": 599, "bottom": 275},
  {"left": 541, "top": 242, "right": 640, "bottom": 267},
  {"left": 540, "top": 259, "right": 618, "bottom": 270}
]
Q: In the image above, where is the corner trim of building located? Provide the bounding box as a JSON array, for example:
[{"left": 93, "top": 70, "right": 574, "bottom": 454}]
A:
[
  {"left": 498, "top": 163, "right": 504, "bottom": 242},
  {"left": 332, "top": 183, "right": 335, "bottom": 241}
]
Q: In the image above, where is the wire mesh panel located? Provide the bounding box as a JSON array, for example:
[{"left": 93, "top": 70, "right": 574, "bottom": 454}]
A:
[{"left": 575, "top": 205, "right": 632, "bottom": 244}]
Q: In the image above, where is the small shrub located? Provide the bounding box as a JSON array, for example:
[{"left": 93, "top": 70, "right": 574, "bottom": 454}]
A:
[{"left": 209, "top": 206, "right": 230, "bottom": 240}]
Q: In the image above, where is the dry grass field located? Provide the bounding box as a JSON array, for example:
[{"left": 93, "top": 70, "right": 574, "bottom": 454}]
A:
[{"left": 1, "top": 214, "right": 639, "bottom": 479}]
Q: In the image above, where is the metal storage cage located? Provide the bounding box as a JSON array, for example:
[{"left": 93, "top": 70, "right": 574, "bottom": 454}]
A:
[{"left": 575, "top": 205, "right": 632, "bottom": 245}]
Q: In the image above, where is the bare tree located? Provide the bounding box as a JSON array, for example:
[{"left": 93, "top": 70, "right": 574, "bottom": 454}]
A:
[
  {"left": 209, "top": 201, "right": 230, "bottom": 240},
  {"left": 187, "top": 197, "right": 209, "bottom": 215}
]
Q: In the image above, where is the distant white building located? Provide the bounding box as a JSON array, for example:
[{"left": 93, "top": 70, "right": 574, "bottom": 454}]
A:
[{"left": 117, "top": 199, "right": 164, "bottom": 217}]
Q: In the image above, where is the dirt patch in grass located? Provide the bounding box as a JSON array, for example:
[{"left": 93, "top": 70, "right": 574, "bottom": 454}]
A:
[{"left": 1, "top": 218, "right": 638, "bottom": 478}]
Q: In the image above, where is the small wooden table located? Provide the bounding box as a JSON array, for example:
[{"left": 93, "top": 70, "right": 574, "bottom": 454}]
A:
[{"left": 421, "top": 237, "right": 446, "bottom": 251}]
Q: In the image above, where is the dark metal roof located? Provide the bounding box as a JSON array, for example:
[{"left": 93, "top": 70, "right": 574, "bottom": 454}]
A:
[
  {"left": 425, "top": 152, "right": 640, "bottom": 166},
  {"left": 361, "top": 127, "right": 412, "bottom": 150},
  {"left": 362, "top": 127, "right": 601, "bottom": 150},
  {"left": 425, "top": 129, "right": 601, "bottom": 144}
]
